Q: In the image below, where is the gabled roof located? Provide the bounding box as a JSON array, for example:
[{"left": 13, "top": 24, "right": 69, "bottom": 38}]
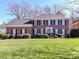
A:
[
  {"left": 6, "top": 18, "right": 33, "bottom": 27},
  {"left": 7, "top": 18, "right": 30, "bottom": 25}
]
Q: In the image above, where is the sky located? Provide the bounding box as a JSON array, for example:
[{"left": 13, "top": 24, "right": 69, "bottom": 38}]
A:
[{"left": 0, "top": 0, "right": 66, "bottom": 24}]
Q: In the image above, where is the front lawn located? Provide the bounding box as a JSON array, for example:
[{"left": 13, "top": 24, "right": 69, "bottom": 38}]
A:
[{"left": 0, "top": 38, "right": 79, "bottom": 59}]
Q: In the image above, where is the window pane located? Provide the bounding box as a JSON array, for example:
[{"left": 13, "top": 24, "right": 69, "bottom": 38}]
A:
[
  {"left": 48, "top": 20, "right": 51, "bottom": 26},
  {"left": 62, "top": 20, "right": 65, "bottom": 25},
  {"left": 55, "top": 20, "right": 58, "bottom": 25}
]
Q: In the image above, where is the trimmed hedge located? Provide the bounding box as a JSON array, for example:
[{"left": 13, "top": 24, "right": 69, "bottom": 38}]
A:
[
  {"left": 33, "top": 34, "right": 48, "bottom": 38},
  {"left": 23, "top": 35, "right": 30, "bottom": 39},
  {"left": 0, "top": 34, "right": 8, "bottom": 39}
]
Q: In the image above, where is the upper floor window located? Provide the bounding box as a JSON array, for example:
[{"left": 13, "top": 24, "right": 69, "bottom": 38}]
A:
[
  {"left": 37, "top": 20, "right": 41, "bottom": 25},
  {"left": 48, "top": 20, "right": 51, "bottom": 26},
  {"left": 58, "top": 20, "right": 62, "bottom": 25},
  {"left": 62, "top": 20, "right": 65, "bottom": 25},
  {"left": 43, "top": 20, "right": 48, "bottom": 25},
  {"left": 55, "top": 20, "right": 58, "bottom": 25}
]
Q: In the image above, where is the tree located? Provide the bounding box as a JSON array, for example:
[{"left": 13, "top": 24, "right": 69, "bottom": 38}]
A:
[
  {"left": 8, "top": 3, "right": 31, "bottom": 19},
  {"left": 43, "top": 5, "right": 51, "bottom": 14}
]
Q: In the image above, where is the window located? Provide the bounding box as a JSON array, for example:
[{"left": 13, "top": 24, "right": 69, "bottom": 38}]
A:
[
  {"left": 20, "top": 29, "right": 22, "bottom": 34},
  {"left": 53, "top": 20, "right": 55, "bottom": 25},
  {"left": 37, "top": 20, "right": 41, "bottom": 25},
  {"left": 43, "top": 28, "right": 45, "bottom": 34},
  {"left": 58, "top": 29, "right": 62, "bottom": 34},
  {"left": 43, "top": 20, "right": 48, "bottom": 25},
  {"left": 55, "top": 20, "right": 58, "bottom": 25},
  {"left": 62, "top": 29, "right": 65, "bottom": 35},
  {"left": 37, "top": 29, "right": 41, "bottom": 34},
  {"left": 58, "top": 20, "right": 62, "bottom": 25},
  {"left": 11, "top": 29, "right": 13, "bottom": 34},
  {"left": 48, "top": 20, "right": 51, "bottom": 26},
  {"left": 62, "top": 20, "right": 65, "bottom": 25},
  {"left": 25, "top": 29, "right": 27, "bottom": 33}
]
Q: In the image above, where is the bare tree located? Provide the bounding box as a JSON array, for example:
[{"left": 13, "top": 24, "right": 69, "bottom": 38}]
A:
[
  {"left": 43, "top": 5, "right": 51, "bottom": 14},
  {"left": 8, "top": 3, "right": 31, "bottom": 19}
]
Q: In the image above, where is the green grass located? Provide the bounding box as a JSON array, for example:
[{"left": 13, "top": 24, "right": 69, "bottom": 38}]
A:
[{"left": 0, "top": 38, "right": 79, "bottom": 59}]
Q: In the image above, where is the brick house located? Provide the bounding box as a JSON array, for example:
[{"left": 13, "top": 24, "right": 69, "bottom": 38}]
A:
[{"left": 6, "top": 13, "right": 69, "bottom": 37}]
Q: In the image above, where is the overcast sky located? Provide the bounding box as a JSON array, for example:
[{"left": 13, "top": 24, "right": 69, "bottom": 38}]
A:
[{"left": 0, "top": 0, "right": 70, "bottom": 24}]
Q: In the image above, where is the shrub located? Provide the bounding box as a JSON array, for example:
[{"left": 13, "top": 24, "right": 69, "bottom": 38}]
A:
[
  {"left": 34, "top": 34, "right": 40, "bottom": 38},
  {"left": 0, "top": 34, "right": 8, "bottom": 39},
  {"left": 34, "top": 34, "right": 48, "bottom": 38},
  {"left": 39, "top": 35, "right": 48, "bottom": 38},
  {"left": 8, "top": 35, "right": 14, "bottom": 39},
  {"left": 15, "top": 35, "right": 23, "bottom": 39},
  {"left": 23, "top": 35, "right": 30, "bottom": 39}
]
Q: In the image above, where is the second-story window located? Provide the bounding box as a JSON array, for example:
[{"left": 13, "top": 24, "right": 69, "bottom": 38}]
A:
[
  {"left": 43, "top": 20, "right": 48, "bottom": 25},
  {"left": 62, "top": 20, "right": 65, "bottom": 25},
  {"left": 55, "top": 20, "right": 58, "bottom": 25},
  {"left": 48, "top": 20, "right": 51, "bottom": 26},
  {"left": 58, "top": 20, "right": 62, "bottom": 25},
  {"left": 37, "top": 20, "right": 41, "bottom": 25}
]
